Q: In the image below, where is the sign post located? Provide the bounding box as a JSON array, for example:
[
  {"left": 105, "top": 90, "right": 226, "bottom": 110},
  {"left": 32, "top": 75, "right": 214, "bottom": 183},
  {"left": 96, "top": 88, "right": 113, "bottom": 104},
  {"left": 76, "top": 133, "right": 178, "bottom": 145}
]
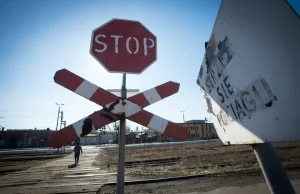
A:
[
  {"left": 196, "top": 1, "right": 299, "bottom": 193},
  {"left": 117, "top": 73, "right": 127, "bottom": 193},
  {"left": 49, "top": 18, "right": 190, "bottom": 194},
  {"left": 252, "top": 143, "right": 295, "bottom": 193}
]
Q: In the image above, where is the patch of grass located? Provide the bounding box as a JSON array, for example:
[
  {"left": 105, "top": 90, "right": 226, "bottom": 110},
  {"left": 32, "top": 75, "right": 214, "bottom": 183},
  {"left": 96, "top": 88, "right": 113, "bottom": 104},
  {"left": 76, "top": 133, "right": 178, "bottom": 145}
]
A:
[
  {"left": 127, "top": 160, "right": 262, "bottom": 178},
  {"left": 93, "top": 141, "right": 300, "bottom": 179}
]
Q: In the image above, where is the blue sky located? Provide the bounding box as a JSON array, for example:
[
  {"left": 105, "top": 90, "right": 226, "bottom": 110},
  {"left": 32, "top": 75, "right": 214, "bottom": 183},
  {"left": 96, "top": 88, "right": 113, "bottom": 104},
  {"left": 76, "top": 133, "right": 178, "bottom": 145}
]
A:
[{"left": 0, "top": 0, "right": 299, "bottom": 131}]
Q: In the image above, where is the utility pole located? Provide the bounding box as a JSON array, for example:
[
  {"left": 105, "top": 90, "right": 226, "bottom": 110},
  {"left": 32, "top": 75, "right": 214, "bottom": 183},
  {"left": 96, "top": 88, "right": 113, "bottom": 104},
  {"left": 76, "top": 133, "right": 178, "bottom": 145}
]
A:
[
  {"left": 59, "top": 111, "right": 64, "bottom": 130},
  {"left": 181, "top": 111, "right": 185, "bottom": 123},
  {"left": 0, "top": 117, "right": 4, "bottom": 131},
  {"left": 55, "top": 103, "right": 64, "bottom": 154},
  {"left": 55, "top": 103, "right": 64, "bottom": 131}
]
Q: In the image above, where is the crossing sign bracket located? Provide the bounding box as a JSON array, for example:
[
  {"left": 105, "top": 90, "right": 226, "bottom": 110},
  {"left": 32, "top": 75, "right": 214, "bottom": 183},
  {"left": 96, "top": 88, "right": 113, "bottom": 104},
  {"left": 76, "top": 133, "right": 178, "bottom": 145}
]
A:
[
  {"left": 107, "top": 89, "right": 139, "bottom": 98},
  {"left": 48, "top": 69, "right": 189, "bottom": 148}
]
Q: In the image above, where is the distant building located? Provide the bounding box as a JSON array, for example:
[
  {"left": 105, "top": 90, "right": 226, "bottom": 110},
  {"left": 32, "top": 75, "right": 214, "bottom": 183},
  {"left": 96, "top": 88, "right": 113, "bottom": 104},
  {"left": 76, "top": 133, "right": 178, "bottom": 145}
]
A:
[
  {"left": 126, "top": 132, "right": 138, "bottom": 144},
  {"left": 79, "top": 134, "right": 101, "bottom": 145},
  {"left": 98, "top": 131, "right": 116, "bottom": 144},
  {"left": 178, "top": 120, "right": 218, "bottom": 140},
  {"left": 147, "top": 120, "right": 219, "bottom": 141},
  {"left": 0, "top": 129, "right": 55, "bottom": 148},
  {"left": 72, "top": 131, "right": 117, "bottom": 145}
]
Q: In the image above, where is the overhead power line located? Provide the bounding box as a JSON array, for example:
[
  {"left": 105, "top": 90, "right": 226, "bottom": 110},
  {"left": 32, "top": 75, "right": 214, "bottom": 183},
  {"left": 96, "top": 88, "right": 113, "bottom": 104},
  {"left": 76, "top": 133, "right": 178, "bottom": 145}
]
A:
[{"left": 0, "top": 110, "right": 55, "bottom": 112}]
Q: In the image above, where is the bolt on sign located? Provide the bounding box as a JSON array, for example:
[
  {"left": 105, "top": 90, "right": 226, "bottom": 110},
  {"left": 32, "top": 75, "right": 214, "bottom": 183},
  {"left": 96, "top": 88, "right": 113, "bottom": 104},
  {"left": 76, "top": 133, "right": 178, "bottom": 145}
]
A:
[
  {"left": 48, "top": 19, "right": 189, "bottom": 148},
  {"left": 196, "top": 0, "right": 300, "bottom": 145}
]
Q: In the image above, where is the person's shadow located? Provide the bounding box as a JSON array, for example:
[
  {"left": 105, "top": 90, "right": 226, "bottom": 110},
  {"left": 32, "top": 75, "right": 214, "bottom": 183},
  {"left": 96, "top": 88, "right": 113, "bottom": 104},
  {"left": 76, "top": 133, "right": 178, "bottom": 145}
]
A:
[{"left": 68, "top": 164, "right": 77, "bottom": 168}]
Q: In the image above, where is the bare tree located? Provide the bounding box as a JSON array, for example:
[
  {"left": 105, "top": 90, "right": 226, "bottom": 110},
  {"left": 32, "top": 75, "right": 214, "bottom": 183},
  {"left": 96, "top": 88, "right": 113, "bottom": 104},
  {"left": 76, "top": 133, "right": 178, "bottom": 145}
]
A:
[
  {"left": 111, "top": 121, "right": 132, "bottom": 143},
  {"left": 126, "top": 123, "right": 132, "bottom": 133},
  {"left": 111, "top": 121, "right": 120, "bottom": 143}
]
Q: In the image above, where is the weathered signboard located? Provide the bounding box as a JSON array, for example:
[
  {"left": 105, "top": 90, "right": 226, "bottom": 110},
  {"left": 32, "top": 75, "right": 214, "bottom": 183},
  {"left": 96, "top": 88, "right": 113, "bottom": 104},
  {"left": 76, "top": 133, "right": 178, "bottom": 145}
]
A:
[{"left": 196, "top": 0, "right": 300, "bottom": 145}]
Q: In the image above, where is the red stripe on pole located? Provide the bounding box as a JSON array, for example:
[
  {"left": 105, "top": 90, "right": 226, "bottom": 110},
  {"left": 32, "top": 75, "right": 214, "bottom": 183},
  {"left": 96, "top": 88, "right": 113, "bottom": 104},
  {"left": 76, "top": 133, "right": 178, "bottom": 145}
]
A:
[
  {"left": 164, "top": 122, "right": 190, "bottom": 141},
  {"left": 128, "top": 110, "right": 189, "bottom": 141},
  {"left": 128, "top": 81, "right": 179, "bottom": 108},
  {"left": 54, "top": 69, "right": 84, "bottom": 92},
  {"left": 127, "top": 110, "right": 153, "bottom": 127},
  {"left": 127, "top": 93, "right": 149, "bottom": 107},
  {"left": 48, "top": 125, "right": 78, "bottom": 148},
  {"left": 90, "top": 88, "right": 119, "bottom": 107},
  {"left": 155, "top": 81, "right": 180, "bottom": 99},
  {"left": 48, "top": 110, "right": 120, "bottom": 148}
]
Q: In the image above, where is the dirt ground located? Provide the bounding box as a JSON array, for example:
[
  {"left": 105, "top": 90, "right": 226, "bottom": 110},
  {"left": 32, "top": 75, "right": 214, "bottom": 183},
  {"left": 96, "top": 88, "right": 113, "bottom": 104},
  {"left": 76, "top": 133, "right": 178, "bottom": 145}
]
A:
[
  {"left": 1, "top": 141, "right": 300, "bottom": 193},
  {"left": 0, "top": 152, "right": 68, "bottom": 175},
  {"left": 98, "top": 171, "right": 300, "bottom": 194},
  {"left": 0, "top": 147, "right": 121, "bottom": 194},
  {"left": 93, "top": 140, "right": 300, "bottom": 178},
  {"left": 94, "top": 140, "right": 300, "bottom": 193}
]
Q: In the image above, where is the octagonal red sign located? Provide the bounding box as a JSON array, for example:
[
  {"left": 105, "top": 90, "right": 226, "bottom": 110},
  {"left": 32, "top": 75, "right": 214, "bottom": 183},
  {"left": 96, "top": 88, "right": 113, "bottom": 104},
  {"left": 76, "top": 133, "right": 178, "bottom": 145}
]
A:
[{"left": 90, "top": 19, "right": 157, "bottom": 74}]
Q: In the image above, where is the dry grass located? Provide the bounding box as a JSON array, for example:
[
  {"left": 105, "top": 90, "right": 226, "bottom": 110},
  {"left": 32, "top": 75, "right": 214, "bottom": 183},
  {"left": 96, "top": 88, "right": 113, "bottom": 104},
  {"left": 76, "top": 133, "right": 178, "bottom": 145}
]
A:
[{"left": 93, "top": 140, "right": 300, "bottom": 178}]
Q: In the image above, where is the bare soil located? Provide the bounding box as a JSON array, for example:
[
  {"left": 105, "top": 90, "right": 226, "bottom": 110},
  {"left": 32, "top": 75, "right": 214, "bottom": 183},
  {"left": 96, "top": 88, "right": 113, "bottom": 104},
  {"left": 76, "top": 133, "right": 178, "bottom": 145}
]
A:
[
  {"left": 97, "top": 171, "right": 300, "bottom": 194},
  {"left": 1, "top": 141, "right": 300, "bottom": 193},
  {"left": 0, "top": 148, "right": 118, "bottom": 194},
  {"left": 94, "top": 140, "right": 300, "bottom": 194},
  {"left": 93, "top": 140, "right": 300, "bottom": 179}
]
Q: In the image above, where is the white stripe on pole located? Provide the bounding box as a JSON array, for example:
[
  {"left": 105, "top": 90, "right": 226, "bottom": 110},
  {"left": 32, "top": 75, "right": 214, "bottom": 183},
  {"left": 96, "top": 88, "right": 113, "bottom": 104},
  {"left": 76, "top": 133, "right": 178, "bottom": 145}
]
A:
[
  {"left": 108, "top": 99, "right": 142, "bottom": 117},
  {"left": 75, "top": 80, "right": 98, "bottom": 99},
  {"left": 147, "top": 115, "right": 168, "bottom": 134},
  {"left": 72, "top": 118, "right": 87, "bottom": 137},
  {"left": 143, "top": 88, "right": 161, "bottom": 104},
  {"left": 123, "top": 100, "right": 142, "bottom": 117}
]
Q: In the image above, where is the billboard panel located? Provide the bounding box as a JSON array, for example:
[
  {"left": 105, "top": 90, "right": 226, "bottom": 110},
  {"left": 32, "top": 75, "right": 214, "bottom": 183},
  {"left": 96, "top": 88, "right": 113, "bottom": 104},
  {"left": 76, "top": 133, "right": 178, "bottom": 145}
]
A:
[{"left": 196, "top": 0, "right": 300, "bottom": 145}]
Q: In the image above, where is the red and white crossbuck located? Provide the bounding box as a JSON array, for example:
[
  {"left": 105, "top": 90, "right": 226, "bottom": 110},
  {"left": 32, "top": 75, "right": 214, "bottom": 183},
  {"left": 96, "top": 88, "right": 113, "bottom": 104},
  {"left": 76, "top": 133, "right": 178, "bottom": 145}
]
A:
[{"left": 48, "top": 69, "right": 189, "bottom": 148}]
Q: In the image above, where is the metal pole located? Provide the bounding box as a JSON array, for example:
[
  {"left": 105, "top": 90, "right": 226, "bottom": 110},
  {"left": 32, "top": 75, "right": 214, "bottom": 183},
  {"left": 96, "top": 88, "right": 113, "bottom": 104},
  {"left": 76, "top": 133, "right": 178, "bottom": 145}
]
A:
[
  {"left": 55, "top": 106, "right": 60, "bottom": 131},
  {"left": 181, "top": 111, "right": 185, "bottom": 123},
  {"left": 117, "top": 73, "right": 127, "bottom": 194},
  {"left": 252, "top": 143, "right": 295, "bottom": 194},
  {"left": 59, "top": 111, "right": 64, "bottom": 130}
]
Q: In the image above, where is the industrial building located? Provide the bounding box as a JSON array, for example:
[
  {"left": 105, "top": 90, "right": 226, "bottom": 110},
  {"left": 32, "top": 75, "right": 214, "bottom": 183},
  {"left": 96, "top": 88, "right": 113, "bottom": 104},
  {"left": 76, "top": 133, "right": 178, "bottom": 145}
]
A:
[
  {"left": 178, "top": 120, "right": 218, "bottom": 140},
  {"left": 0, "top": 120, "right": 218, "bottom": 148},
  {"left": 0, "top": 128, "right": 55, "bottom": 148}
]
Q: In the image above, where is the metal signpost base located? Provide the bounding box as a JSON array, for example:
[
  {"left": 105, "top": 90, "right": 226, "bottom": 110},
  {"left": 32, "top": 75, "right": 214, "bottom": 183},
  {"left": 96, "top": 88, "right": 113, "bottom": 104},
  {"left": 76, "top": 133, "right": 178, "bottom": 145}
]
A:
[
  {"left": 252, "top": 143, "right": 295, "bottom": 194},
  {"left": 117, "top": 73, "right": 127, "bottom": 194}
]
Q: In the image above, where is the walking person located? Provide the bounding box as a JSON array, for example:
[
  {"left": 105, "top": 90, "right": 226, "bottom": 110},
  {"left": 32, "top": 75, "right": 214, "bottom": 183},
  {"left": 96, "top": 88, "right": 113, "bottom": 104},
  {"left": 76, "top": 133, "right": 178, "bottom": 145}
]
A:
[{"left": 73, "top": 141, "right": 83, "bottom": 165}]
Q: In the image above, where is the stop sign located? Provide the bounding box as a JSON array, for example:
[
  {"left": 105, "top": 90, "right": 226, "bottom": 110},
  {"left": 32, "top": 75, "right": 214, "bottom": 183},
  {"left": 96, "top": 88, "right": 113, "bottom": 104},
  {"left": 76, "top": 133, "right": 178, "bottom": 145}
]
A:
[{"left": 90, "top": 19, "right": 157, "bottom": 74}]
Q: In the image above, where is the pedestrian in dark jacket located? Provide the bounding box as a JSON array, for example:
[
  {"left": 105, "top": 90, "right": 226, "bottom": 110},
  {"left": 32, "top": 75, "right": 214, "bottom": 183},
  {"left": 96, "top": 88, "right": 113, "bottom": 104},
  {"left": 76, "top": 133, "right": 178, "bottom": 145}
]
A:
[{"left": 73, "top": 142, "right": 83, "bottom": 165}]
